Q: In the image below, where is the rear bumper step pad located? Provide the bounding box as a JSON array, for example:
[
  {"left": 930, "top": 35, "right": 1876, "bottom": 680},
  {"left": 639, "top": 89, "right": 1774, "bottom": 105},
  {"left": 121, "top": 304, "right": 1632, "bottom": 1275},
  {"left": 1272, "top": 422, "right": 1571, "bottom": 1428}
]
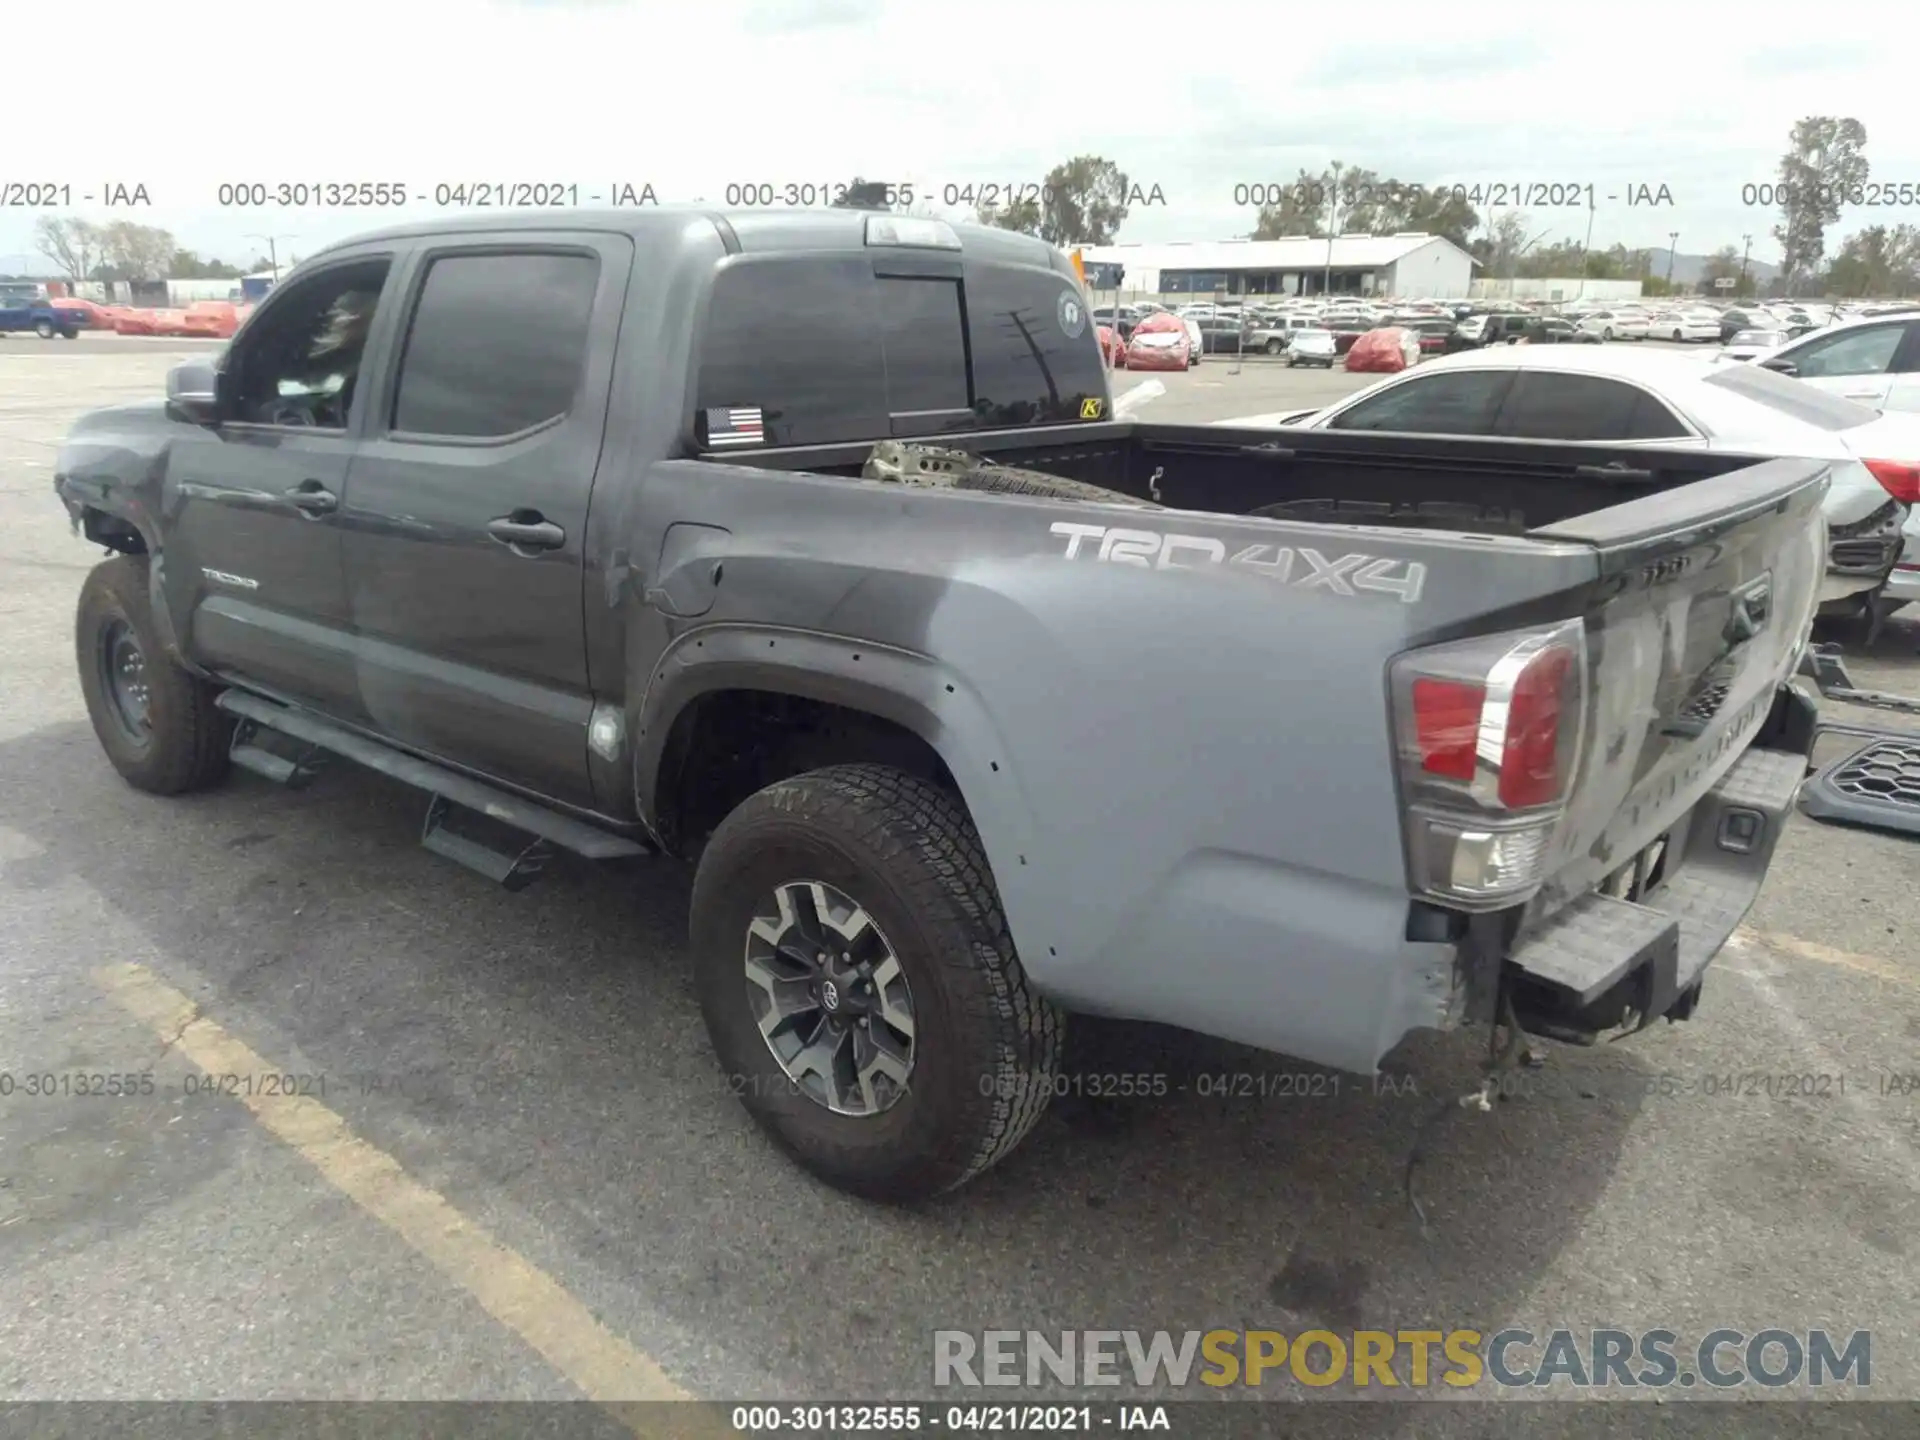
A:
[{"left": 1508, "top": 745, "right": 1806, "bottom": 1017}]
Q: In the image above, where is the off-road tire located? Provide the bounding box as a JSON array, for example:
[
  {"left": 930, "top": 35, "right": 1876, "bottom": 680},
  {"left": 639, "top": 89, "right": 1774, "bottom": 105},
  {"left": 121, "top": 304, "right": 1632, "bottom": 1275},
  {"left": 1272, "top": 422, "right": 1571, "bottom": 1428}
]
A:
[
  {"left": 76, "top": 555, "right": 232, "bottom": 794},
  {"left": 690, "top": 763, "right": 1065, "bottom": 1202}
]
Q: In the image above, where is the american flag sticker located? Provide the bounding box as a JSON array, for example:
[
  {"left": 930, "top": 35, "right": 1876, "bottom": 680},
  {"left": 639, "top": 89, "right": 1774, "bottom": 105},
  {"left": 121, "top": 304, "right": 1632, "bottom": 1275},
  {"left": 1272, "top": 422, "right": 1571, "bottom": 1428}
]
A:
[{"left": 704, "top": 406, "right": 765, "bottom": 447}]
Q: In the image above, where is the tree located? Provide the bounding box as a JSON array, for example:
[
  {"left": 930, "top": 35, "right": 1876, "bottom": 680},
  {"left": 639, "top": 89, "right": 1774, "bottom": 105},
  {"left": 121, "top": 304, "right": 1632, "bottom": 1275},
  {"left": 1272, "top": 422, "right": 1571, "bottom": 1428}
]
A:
[
  {"left": 93, "top": 221, "right": 177, "bottom": 281},
  {"left": 976, "top": 195, "right": 1043, "bottom": 236},
  {"left": 1470, "top": 212, "right": 1532, "bottom": 277},
  {"left": 167, "top": 249, "right": 244, "bottom": 281},
  {"left": 1249, "top": 167, "right": 1331, "bottom": 239},
  {"left": 1821, "top": 223, "right": 1920, "bottom": 297},
  {"left": 1032, "top": 155, "right": 1131, "bottom": 247},
  {"left": 832, "top": 178, "right": 904, "bottom": 211},
  {"left": 1772, "top": 116, "right": 1870, "bottom": 296},
  {"left": 1247, "top": 165, "right": 1478, "bottom": 246},
  {"left": 1699, "top": 244, "right": 1756, "bottom": 298},
  {"left": 33, "top": 216, "right": 105, "bottom": 283}
]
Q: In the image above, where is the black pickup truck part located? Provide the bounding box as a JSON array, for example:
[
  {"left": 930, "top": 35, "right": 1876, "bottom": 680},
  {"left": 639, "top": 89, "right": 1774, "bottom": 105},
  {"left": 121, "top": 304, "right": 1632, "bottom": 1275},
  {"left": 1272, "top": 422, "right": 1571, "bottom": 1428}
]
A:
[{"left": 57, "top": 209, "right": 1828, "bottom": 1200}]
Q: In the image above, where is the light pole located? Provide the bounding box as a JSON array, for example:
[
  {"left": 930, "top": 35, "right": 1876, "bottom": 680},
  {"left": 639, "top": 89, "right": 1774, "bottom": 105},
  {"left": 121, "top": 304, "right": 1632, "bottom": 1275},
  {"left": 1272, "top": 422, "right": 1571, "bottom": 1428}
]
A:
[
  {"left": 1665, "top": 231, "right": 1679, "bottom": 288},
  {"left": 245, "top": 233, "right": 296, "bottom": 280},
  {"left": 1739, "top": 234, "right": 1751, "bottom": 295},
  {"left": 1321, "top": 161, "right": 1342, "bottom": 297},
  {"left": 1575, "top": 198, "right": 1597, "bottom": 301}
]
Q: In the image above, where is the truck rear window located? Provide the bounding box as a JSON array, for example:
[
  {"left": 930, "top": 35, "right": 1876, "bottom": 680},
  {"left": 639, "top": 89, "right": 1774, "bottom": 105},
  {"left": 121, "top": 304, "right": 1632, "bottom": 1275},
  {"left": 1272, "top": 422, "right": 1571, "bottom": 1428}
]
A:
[{"left": 695, "top": 255, "right": 1108, "bottom": 447}]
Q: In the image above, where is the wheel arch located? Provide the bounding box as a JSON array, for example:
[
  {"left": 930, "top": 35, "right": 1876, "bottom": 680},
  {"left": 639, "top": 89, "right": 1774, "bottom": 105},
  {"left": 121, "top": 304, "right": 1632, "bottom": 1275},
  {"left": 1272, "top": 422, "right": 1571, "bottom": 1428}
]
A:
[{"left": 632, "top": 624, "right": 1041, "bottom": 890}]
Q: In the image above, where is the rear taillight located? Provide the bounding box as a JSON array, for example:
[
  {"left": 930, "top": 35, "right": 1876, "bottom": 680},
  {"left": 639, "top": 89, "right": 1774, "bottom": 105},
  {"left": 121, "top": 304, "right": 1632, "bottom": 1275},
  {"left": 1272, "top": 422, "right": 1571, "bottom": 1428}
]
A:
[
  {"left": 1862, "top": 459, "right": 1920, "bottom": 505},
  {"left": 1390, "top": 619, "right": 1587, "bottom": 907}
]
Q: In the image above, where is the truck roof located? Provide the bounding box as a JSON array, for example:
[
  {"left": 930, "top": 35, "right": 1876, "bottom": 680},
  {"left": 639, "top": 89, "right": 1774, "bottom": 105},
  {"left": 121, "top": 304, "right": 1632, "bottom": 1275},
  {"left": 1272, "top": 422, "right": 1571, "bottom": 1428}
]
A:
[{"left": 312, "top": 206, "right": 1063, "bottom": 269}]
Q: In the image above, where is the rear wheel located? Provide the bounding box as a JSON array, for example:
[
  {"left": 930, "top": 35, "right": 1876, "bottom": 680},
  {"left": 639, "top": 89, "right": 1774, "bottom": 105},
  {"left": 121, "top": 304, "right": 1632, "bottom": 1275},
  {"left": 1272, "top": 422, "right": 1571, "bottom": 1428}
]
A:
[
  {"left": 690, "top": 764, "right": 1065, "bottom": 1201},
  {"left": 34, "top": 319, "right": 55, "bottom": 339},
  {"left": 75, "top": 555, "right": 232, "bottom": 794}
]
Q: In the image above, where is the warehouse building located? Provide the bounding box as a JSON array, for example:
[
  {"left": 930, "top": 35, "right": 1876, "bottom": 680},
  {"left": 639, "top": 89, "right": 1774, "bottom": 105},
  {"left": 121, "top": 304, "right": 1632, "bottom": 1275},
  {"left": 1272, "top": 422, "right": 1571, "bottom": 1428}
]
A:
[{"left": 1077, "top": 233, "right": 1479, "bottom": 300}]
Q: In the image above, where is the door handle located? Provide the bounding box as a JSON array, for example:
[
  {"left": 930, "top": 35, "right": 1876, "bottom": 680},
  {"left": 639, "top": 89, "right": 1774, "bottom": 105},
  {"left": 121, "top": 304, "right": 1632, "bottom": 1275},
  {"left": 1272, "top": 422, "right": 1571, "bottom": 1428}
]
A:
[
  {"left": 487, "top": 512, "right": 567, "bottom": 552},
  {"left": 284, "top": 481, "right": 338, "bottom": 518}
]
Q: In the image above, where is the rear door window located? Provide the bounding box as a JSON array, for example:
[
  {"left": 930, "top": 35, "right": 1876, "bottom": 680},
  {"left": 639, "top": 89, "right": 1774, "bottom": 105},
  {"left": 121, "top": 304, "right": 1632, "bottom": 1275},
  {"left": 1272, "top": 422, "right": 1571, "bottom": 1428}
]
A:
[{"left": 1323, "top": 370, "right": 1513, "bottom": 433}]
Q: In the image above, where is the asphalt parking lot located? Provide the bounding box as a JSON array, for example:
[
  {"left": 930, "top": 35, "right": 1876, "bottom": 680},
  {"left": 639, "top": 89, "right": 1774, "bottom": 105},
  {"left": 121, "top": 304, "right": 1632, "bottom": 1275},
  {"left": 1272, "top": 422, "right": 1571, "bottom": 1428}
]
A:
[{"left": 1, "top": 337, "right": 1918, "bottom": 1429}]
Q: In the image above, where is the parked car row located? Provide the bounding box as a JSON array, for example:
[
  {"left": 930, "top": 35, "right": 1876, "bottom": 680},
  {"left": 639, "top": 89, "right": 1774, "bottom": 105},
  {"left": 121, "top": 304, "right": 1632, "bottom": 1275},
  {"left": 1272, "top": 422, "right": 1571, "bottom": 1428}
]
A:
[{"left": 3, "top": 295, "right": 257, "bottom": 340}]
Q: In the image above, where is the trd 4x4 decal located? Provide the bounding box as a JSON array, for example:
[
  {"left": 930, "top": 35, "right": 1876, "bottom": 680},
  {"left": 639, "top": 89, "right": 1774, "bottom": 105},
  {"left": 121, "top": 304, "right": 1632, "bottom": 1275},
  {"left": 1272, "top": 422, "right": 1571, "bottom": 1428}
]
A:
[{"left": 1048, "top": 521, "right": 1427, "bottom": 604}]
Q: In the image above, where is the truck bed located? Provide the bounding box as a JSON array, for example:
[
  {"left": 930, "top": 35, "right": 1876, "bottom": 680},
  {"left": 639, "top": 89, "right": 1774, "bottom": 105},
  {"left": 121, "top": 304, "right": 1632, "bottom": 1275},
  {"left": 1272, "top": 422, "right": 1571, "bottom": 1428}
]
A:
[{"left": 707, "top": 420, "right": 1775, "bottom": 538}]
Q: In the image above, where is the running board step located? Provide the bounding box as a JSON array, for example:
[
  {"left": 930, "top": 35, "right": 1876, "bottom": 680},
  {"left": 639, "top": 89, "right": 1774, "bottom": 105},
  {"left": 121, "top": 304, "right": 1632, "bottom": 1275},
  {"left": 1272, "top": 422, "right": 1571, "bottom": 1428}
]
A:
[
  {"left": 213, "top": 691, "right": 652, "bottom": 880},
  {"left": 422, "top": 795, "right": 554, "bottom": 891},
  {"left": 229, "top": 717, "right": 330, "bottom": 789}
]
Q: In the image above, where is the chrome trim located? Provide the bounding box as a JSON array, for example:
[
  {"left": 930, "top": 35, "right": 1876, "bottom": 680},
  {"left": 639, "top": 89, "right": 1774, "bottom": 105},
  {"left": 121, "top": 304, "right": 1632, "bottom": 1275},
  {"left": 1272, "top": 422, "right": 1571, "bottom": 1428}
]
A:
[{"left": 1470, "top": 618, "right": 1589, "bottom": 811}]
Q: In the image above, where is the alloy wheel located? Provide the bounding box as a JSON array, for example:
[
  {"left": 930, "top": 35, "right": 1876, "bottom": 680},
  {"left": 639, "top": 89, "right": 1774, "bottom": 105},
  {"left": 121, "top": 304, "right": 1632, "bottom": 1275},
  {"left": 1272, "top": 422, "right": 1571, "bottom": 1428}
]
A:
[{"left": 744, "top": 880, "right": 917, "bottom": 1116}]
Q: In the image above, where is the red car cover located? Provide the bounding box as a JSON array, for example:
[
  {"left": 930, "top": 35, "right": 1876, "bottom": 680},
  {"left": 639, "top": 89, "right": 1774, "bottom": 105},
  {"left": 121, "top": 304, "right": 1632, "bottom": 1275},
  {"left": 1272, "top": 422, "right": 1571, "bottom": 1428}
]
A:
[{"left": 1344, "top": 327, "right": 1417, "bottom": 373}]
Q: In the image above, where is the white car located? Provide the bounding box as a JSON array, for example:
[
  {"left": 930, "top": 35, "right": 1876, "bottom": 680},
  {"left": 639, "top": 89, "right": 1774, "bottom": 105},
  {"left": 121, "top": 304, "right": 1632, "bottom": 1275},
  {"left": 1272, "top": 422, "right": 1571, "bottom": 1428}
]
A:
[
  {"left": 1211, "top": 344, "right": 1920, "bottom": 612},
  {"left": 1713, "top": 328, "right": 1791, "bottom": 365},
  {"left": 1887, "top": 508, "right": 1920, "bottom": 611},
  {"left": 1283, "top": 328, "right": 1339, "bottom": 367},
  {"left": 1745, "top": 311, "right": 1920, "bottom": 413},
  {"left": 1650, "top": 311, "right": 1721, "bottom": 343},
  {"left": 1574, "top": 310, "right": 1649, "bottom": 341}
]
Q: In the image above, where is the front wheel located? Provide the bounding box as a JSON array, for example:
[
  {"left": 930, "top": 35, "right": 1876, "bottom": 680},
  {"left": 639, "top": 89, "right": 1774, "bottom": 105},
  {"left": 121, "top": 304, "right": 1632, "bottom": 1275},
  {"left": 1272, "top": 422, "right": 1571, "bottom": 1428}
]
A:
[
  {"left": 76, "top": 555, "right": 232, "bottom": 794},
  {"left": 1265, "top": 339, "right": 1283, "bottom": 355},
  {"left": 690, "top": 764, "right": 1065, "bottom": 1201}
]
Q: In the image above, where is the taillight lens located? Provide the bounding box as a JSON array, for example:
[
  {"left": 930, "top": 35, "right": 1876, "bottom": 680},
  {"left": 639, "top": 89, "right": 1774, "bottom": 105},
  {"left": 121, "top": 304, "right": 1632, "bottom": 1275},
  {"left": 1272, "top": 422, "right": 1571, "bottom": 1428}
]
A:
[
  {"left": 1862, "top": 459, "right": 1920, "bottom": 505},
  {"left": 1390, "top": 620, "right": 1588, "bottom": 907}
]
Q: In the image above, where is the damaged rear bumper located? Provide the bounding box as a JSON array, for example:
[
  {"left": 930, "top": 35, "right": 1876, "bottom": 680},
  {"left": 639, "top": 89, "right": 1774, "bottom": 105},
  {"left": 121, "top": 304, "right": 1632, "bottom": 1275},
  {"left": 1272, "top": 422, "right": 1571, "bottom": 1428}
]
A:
[{"left": 1502, "top": 687, "right": 1816, "bottom": 1043}]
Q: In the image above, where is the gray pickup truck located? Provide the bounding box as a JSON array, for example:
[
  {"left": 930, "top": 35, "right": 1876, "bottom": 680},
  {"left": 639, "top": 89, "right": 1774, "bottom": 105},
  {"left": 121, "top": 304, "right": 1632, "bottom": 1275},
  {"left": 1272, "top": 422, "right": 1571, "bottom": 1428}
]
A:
[{"left": 56, "top": 210, "right": 1829, "bottom": 1201}]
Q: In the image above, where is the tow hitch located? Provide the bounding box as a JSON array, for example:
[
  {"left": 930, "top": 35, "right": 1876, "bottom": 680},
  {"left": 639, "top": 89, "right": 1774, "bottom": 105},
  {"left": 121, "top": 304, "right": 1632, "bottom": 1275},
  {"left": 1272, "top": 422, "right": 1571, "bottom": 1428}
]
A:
[{"left": 1796, "top": 643, "right": 1920, "bottom": 839}]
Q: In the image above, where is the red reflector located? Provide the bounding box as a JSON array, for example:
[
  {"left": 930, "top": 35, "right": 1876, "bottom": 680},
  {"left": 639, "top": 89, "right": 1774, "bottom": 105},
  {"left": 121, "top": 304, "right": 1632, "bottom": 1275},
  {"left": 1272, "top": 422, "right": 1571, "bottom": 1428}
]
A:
[
  {"left": 1863, "top": 459, "right": 1920, "bottom": 505},
  {"left": 1499, "top": 646, "right": 1575, "bottom": 809},
  {"left": 1411, "top": 678, "right": 1485, "bottom": 780}
]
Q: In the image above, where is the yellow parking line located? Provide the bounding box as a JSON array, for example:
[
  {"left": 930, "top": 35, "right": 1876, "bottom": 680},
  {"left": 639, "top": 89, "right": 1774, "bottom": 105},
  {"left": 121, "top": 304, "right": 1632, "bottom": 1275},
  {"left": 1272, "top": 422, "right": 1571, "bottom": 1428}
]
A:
[
  {"left": 1733, "top": 926, "right": 1916, "bottom": 990},
  {"left": 94, "top": 962, "right": 694, "bottom": 1421}
]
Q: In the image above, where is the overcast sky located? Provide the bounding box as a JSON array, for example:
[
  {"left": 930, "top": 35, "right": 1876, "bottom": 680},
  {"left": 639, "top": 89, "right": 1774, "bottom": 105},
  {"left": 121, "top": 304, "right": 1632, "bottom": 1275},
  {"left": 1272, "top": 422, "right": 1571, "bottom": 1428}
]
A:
[{"left": 0, "top": 0, "right": 1911, "bottom": 273}]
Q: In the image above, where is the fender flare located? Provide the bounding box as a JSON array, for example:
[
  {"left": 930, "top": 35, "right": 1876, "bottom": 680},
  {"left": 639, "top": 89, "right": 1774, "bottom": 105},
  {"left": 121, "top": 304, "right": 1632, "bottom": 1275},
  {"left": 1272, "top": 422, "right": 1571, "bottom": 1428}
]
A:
[
  {"left": 630, "top": 623, "right": 1054, "bottom": 951},
  {"left": 66, "top": 489, "right": 207, "bottom": 678}
]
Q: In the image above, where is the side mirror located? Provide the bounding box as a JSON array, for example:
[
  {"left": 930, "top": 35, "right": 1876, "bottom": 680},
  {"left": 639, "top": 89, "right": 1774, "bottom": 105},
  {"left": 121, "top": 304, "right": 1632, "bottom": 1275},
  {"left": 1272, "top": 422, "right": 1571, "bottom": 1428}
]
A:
[
  {"left": 166, "top": 360, "right": 225, "bottom": 426},
  {"left": 1759, "top": 358, "right": 1798, "bottom": 377}
]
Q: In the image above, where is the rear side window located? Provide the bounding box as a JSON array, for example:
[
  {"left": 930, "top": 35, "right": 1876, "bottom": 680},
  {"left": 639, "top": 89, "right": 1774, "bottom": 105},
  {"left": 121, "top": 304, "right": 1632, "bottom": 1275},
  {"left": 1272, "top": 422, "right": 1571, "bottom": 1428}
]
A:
[
  {"left": 1325, "top": 370, "right": 1513, "bottom": 434},
  {"left": 392, "top": 252, "right": 599, "bottom": 438},
  {"left": 696, "top": 257, "right": 1107, "bottom": 443},
  {"left": 1497, "top": 373, "right": 1690, "bottom": 441}
]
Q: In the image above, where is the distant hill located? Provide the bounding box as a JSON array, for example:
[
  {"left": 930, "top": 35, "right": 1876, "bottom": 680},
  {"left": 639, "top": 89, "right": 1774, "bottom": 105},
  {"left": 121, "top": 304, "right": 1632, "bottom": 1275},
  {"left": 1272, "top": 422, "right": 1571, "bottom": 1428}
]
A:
[{"left": 1665, "top": 250, "right": 1780, "bottom": 288}]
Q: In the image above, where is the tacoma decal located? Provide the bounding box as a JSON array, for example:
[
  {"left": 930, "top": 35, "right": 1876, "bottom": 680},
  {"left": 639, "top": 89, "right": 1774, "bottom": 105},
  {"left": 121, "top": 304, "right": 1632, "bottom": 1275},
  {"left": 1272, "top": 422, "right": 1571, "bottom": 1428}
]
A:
[{"left": 1048, "top": 521, "right": 1427, "bottom": 603}]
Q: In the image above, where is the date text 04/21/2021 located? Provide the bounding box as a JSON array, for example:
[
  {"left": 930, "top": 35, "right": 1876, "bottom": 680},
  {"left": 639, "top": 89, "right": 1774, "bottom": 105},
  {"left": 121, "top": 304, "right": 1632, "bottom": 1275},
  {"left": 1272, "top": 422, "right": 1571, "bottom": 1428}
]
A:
[
  {"left": 730, "top": 1404, "right": 1170, "bottom": 1433},
  {"left": 211, "top": 182, "right": 661, "bottom": 209},
  {"left": 1229, "top": 181, "right": 1675, "bottom": 209}
]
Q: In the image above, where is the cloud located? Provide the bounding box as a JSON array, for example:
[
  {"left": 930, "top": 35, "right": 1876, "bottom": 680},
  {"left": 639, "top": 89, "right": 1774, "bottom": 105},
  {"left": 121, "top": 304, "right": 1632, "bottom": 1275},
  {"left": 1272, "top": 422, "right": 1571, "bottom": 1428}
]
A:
[
  {"left": 0, "top": 0, "right": 1907, "bottom": 267},
  {"left": 742, "top": 0, "right": 882, "bottom": 31}
]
